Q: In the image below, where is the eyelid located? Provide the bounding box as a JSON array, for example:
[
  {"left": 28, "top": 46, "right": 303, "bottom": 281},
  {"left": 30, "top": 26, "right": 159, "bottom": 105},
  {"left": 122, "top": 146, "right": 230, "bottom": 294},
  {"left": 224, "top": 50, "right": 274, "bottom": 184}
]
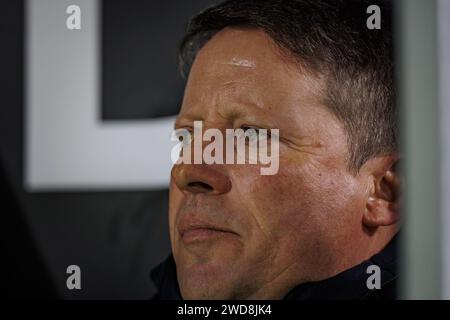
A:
[
  {"left": 239, "top": 125, "right": 275, "bottom": 137},
  {"left": 174, "top": 124, "right": 193, "bottom": 132},
  {"left": 239, "top": 124, "right": 265, "bottom": 130},
  {"left": 175, "top": 123, "right": 278, "bottom": 138},
  {"left": 174, "top": 117, "right": 196, "bottom": 130}
]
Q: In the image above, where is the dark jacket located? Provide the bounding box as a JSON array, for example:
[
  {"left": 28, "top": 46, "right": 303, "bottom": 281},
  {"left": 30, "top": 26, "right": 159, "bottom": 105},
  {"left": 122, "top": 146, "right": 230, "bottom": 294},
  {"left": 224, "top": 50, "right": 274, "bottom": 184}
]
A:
[{"left": 150, "top": 236, "right": 397, "bottom": 300}]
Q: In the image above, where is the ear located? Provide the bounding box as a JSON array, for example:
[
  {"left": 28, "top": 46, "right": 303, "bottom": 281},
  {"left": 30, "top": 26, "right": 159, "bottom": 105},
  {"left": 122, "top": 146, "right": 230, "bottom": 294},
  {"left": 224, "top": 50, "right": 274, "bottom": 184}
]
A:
[{"left": 361, "top": 154, "right": 401, "bottom": 228}]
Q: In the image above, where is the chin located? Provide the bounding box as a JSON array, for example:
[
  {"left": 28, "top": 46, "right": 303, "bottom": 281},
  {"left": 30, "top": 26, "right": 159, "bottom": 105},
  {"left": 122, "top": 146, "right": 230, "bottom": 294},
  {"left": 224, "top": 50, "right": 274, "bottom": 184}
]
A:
[
  {"left": 177, "top": 260, "right": 238, "bottom": 300},
  {"left": 179, "top": 273, "right": 231, "bottom": 300}
]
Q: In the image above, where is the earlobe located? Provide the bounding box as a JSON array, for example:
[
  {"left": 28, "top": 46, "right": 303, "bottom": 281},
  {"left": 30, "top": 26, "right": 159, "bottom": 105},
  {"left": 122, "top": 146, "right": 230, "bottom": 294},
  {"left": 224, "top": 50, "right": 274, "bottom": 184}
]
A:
[
  {"left": 362, "top": 156, "right": 402, "bottom": 228},
  {"left": 364, "top": 195, "right": 400, "bottom": 227}
]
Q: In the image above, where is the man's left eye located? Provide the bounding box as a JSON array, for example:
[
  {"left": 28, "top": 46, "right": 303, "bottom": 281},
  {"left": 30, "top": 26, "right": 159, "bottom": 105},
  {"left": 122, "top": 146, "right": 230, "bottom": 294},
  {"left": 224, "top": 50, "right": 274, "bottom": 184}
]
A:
[{"left": 240, "top": 126, "right": 271, "bottom": 141}]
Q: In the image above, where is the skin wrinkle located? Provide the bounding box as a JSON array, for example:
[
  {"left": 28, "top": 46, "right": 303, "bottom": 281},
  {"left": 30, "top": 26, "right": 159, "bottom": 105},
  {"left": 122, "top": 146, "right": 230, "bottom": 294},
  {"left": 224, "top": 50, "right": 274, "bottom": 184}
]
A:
[{"left": 169, "top": 27, "right": 400, "bottom": 300}]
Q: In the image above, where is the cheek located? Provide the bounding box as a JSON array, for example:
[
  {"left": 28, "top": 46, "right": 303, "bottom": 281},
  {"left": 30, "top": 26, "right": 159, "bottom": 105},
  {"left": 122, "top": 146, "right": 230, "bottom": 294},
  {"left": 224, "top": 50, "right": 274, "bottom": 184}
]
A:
[
  {"left": 232, "top": 158, "right": 361, "bottom": 242},
  {"left": 230, "top": 161, "right": 317, "bottom": 243},
  {"left": 168, "top": 178, "right": 183, "bottom": 244},
  {"left": 256, "top": 166, "right": 318, "bottom": 231}
]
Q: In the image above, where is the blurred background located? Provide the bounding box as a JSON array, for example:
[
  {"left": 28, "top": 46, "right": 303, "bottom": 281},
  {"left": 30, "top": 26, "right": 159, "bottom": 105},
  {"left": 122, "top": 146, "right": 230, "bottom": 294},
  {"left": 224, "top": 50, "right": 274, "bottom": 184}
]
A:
[
  {"left": 0, "top": 0, "right": 449, "bottom": 299},
  {"left": 0, "top": 0, "right": 217, "bottom": 299}
]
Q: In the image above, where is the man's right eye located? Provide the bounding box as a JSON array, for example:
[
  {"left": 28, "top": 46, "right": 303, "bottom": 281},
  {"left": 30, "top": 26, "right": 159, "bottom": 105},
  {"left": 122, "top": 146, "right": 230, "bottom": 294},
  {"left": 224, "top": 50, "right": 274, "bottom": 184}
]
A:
[{"left": 174, "top": 127, "right": 193, "bottom": 143}]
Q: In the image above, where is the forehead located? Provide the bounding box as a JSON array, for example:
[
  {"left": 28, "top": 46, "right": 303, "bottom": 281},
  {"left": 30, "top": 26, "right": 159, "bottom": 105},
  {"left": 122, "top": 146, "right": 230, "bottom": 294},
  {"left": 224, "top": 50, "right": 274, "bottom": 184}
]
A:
[
  {"left": 193, "top": 27, "right": 286, "bottom": 76},
  {"left": 189, "top": 27, "right": 318, "bottom": 90},
  {"left": 181, "top": 27, "right": 324, "bottom": 115},
  {"left": 191, "top": 28, "right": 320, "bottom": 87}
]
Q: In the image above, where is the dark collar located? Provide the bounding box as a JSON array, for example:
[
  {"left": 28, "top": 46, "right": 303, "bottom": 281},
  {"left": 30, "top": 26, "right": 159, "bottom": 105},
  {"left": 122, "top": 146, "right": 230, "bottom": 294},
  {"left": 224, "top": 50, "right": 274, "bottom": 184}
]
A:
[
  {"left": 150, "top": 254, "right": 183, "bottom": 300},
  {"left": 150, "top": 236, "right": 397, "bottom": 300},
  {"left": 284, "top": 236, "right": 398, "bottom": 299}
]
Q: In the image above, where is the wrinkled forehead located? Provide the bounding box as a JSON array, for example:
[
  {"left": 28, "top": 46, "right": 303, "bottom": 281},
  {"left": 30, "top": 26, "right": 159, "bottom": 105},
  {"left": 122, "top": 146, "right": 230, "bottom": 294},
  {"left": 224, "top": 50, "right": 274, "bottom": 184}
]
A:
[
  {"left": 181, "top": 27, "right": 325, "bottom": 119},
  {"left": 189, "top": 28, "right": 299, "bottom": 85}
]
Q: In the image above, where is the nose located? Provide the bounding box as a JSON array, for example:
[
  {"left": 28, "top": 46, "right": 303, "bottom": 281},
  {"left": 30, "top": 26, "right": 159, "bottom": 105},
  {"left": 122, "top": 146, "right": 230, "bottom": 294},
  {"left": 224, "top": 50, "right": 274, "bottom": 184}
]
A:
[{"left": 171, "top": 164, "right": 231, "bottom": 195}]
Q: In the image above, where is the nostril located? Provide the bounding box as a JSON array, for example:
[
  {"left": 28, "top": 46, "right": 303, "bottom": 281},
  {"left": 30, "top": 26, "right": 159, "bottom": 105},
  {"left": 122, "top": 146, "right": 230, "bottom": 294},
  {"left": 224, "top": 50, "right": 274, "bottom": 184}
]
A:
[
  {"left": 173, "top": 165, "right": 231, "bottom": 195},
  {"left": 187, "top": 181, "right": 214, "bottom": 193}
]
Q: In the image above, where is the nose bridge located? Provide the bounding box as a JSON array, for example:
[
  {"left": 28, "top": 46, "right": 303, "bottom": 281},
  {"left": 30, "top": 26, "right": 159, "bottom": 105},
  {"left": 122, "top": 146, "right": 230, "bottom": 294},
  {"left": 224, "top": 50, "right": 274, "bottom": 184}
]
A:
[
  {"left": 172, "top": 162, "right": 231, "bottom": 195},
  {"left": 189, "top": 120, "right": 228, "bottom": 163}
]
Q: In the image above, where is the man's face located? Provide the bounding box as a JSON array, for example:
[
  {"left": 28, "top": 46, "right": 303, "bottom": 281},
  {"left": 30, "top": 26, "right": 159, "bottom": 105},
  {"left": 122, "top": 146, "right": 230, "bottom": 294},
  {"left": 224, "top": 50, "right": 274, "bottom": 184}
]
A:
[{"left": 169, "top": 28, "right": 369, "bottom": 299}]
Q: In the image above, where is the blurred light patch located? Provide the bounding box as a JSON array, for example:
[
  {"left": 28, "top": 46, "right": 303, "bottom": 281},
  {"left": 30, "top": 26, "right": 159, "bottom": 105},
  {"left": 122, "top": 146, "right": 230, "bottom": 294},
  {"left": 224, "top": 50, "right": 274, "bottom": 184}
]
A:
[{"left": 26, "top": 0, "right": 176, "bottom": 191}]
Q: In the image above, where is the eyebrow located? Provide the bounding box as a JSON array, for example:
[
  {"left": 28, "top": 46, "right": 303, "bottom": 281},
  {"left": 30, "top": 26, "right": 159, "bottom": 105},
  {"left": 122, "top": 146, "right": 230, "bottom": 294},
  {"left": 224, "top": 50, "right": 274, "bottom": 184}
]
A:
[
  {"left": 178, "top": 91, "right": 277, "bottom": 122},
  {"left": 174, "top": 115, "right": 201, "bottom": 129}
]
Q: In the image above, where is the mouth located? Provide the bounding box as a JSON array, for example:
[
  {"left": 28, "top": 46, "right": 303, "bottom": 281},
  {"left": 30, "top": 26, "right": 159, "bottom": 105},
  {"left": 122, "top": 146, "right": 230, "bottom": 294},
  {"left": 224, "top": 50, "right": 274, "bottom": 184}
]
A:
[
  {"left": 181, "top": 227, "right": 236, "bottom": 244},
  {"left": 178, "top": 218, "right": 238, "bottom": 245}
]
